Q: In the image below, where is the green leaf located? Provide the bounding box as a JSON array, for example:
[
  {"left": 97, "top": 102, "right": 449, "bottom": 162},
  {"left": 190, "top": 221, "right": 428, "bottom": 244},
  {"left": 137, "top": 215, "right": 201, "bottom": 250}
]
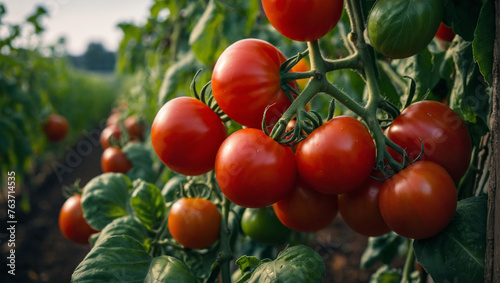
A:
[
  {"left": 235, "top": 256, "right": 262, "bottom": 273},
  {"left": 393, "top": 48, "right": 441, "bottom": 102},
  {"left": 81, "top": 173, "right": 134, "bottom": 230},
  {"left": 472, "top": 0, "right": 494, "bottom": 85},
  {"left": 72, "top": 217, "right": 152, "bottom": 283},
  {"left": 414, "top": 196, "right": 487, "bottom": 283},
  {"left": 130, "top": 180, "right": 167, "bottom": 232},
  {"left": 361, "top": 232, "right": 406, "bottom": 269},
  {"left": 369, "top": 265, "right": 401, "bottom": 283},
  {"left": 144, "top": 256, "right": 198, "bottom": 283},
  {"left": 122, "top": 142, "right": 156, "bottom": 183},
  {"left": 246, "top": 245, "right": 325, "bottom": 283},
  {"left": 443, "top": 0, "right": 483, "bottom": 41}
]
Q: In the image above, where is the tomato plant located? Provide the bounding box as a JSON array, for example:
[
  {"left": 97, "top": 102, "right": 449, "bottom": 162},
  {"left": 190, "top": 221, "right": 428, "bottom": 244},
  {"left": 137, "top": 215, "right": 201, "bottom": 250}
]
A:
[
  {"left": 241, "top": 206, "right": 292, "bottom": 245},
  {"left": 101, "top": 146, "right": 132, "bottom": 173},
  {"left": 215, "top": 128, "right": 297, "bottom": 208},
  {"left": 59, "top": 194, "right": 98, "bottom": 245},
  {"left": 385, "top": 101, "right": 472, "bottom": 182},
  {"left": 273, "top": 178, "right": 338, "bottom": 232},
  {"left": 262, "top": 0, "right": 344, "bottom": 42},
  {"left": 151, "top": 96, "right": 227, "bottom": 176},
  {"left": 168, "top": 198, "right": 221, "bottom": 249},
  {"left": 211, "top": 39, "right": 295, "bottom": 129},
  {"left": 295, "top": 116, "right": 376, "bottom": 194},
  {"left": 379, "top": 161, "right": 457, "bottom": 239},
  {"left": 367, "top": 0, "right": 443, "bottom": 58},
  {"left": 338, "top": 173, "right": 391, "bottom": 237},
  {"left": 43, "top": 113, "right": 69, "bottom": 142}
]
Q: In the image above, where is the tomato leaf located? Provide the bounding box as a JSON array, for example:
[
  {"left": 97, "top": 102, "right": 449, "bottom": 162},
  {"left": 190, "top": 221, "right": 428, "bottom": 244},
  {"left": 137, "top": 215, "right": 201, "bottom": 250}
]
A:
[
  {"left": 369, "top": 265, "right": 401, "bottom": 283},
  {"left": 130, "top": 180, "right": 167, "bottom": 232},
  {"left": 235, "top": 255, "right": 262, "bottom": 273},
  {"left": 144, "top": 256, "right": 198, "bottom": 283},
  {"left": 413, "top": 196, "right": 487, "bottom": 283},
  {"left": 443, "top": 0, "right": 482, "bottom": 41},
  {"left": 81, "top": 173, "right": 134, "bottom": 230},
  {"left": 361, "top": 232, "right": 406, "bottom": 269},
  {"left": 72, "top": 217, "right": 152, "bottom": 282},
  {"left": 122, "top": 142, "right": 156, "bottom": 183},
  {"left": 246, "top": 245, "right": 325, "bottom": 282},
  {"left": 472, "top": 0, "right": 494, "bottom": 86}
]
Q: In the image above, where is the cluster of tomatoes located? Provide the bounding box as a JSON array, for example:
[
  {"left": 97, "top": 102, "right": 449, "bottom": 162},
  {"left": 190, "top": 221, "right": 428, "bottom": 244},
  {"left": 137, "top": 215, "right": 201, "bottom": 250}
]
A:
[
  {"left": 58, "top": 109, "right": 146, "bottom": 245},
  {"left": 148, "top": 0, "right": 468, "bottom": 250}
]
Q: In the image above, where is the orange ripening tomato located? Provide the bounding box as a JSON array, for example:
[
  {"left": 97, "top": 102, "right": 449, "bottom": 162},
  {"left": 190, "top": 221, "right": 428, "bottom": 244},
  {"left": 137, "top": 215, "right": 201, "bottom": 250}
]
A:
[{"left": 59, "top": 194, "right": 99, "bottom": 244}]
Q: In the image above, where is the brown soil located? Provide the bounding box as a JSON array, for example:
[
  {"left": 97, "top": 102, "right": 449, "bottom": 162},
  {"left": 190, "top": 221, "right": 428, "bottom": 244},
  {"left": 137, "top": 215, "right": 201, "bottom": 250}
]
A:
[{"left": 0, "top": 135, "right": 385, "bottom": 283}]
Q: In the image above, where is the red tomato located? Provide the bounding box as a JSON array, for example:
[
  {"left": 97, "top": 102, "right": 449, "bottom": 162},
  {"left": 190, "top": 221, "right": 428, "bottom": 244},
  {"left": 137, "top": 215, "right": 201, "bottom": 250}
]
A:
[
  {"left": 435, "top": 22, "right": 455, "bottom": 42},
  {"left": 273, "top": 178, "right": 338, "bottom": 232},
  {"left": 124, "top": 116, "right": 145, "bottom": 141},
  {"left": 296, "top": 116, "right": 376, "bottom": 194},
  {"left": 379, "top": 161, "right": 457, "bottom": 239},
  {"left": 385, "top": 101, "right": 472, "bottom": 182},
  {"left": 100, "top": 124, "right": 121, "bottom": 149},
  {"left": 262, "top": 0, "right": 344, "bottom": 42},
  {"left": 106, "top": 112, "right": 122, "bottom": 127},
  {"left": 338, "top": 173, "right": 391, "bottom": 237},
  {"left": 168, "top": 198, "right": 221, "bottom": 249},
  {"left": 212, "top": 39, "right": 295, "bottom": 129},
  {"left": 151, "top": 97, "right": 227, "bottom": 176},
  {"left": 59, "top": 194, "right": 99, "bottom": 244},
  {"left": 43, "top": 114, "right": 69, "bottom": 142},
  {"left": 101, "top": 147, "right": 132, "bottom": 173},
  {"left": 215, "top": 128, "right": 297, "bottom": 208}
]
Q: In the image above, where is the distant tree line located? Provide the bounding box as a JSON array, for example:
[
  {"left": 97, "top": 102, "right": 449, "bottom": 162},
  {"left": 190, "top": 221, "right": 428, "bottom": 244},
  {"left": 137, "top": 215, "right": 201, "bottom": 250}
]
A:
[{"left": 69, "top": 42, "right": 116, "bottom": 73}]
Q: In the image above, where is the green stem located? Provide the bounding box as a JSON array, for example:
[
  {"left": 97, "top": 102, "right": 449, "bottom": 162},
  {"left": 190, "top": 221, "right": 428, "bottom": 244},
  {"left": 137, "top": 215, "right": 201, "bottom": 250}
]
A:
[
  {"left": 217, "top": 197, "right": 232, "bottom": 283},
  {"left": 401, "top": 239, "right": 416, "bottom": 283}
]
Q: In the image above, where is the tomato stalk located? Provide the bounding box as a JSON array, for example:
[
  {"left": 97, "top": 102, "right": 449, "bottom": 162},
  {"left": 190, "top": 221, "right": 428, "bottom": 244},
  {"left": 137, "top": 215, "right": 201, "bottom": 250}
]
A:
[
  {"left": 401, "top": 239, "right": 416, "bottom": 283},
  {"left": 217, "top": 196, "right": 233, "bottom": 283}
]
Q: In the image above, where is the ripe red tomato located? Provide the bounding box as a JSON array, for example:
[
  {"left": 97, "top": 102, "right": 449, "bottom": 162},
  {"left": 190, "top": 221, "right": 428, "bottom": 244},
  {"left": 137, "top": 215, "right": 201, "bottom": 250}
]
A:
[
  {"left": 295, "top": 116, "right": 376, "bottom": 194},
  {"left": 100, "top": 124, "right": 121, "bottom": 149},
  {"left": 124, "top": 116, "right": 145, "bottom": 141},
  {"left": 273, "top": 178, "right": 338, "bottom": 232},
  {"left": 212, "top": 39, "right": 295, "bottom": 129},
  {"left": 262, "top": 0, "right": 344, "bottom": 42},
  {"left": 379, "top": 161, "right": 457, "bottom": 239},
  {"left": 151, "top": 97, "right": 227, "bottom": 176},
  {"left": 215, "top": 128, "right": 297, "bottom": 208},
  {"left": 101, "top": 147, "right": 132, "bottom": 173},
  {"left": 43, "top": 114, "right": 69, "bottom": 142},
  {"left": 435, "top": 22, "right": 455, "bottom": 42},
  {"left": 338, "top": 173, "right": 391, "bottom": 237},
  {"left": 385, "top": 101, "right": 472, "bottom": 182},
  {"left": 168, "top": 198, "right": 221, "bottom": 249},
  {"left": 59, "top": 194, "right": 99, "bottom": 244}
]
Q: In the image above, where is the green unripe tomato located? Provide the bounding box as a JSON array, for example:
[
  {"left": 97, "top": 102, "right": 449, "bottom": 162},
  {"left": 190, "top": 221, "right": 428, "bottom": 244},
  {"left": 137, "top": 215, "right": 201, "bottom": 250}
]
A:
[
  {"left": 368, "top": 0, "right": 443, "bottom": 59},
  {"left": 241, "top": 206, "right": 292, "bottom": 246}
]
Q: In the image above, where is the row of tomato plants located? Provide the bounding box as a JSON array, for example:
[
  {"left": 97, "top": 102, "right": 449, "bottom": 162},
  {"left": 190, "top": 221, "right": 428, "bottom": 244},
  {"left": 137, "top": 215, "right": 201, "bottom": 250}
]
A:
[{"left": 58, "top": 0, "right": 493, "bottom": 282}]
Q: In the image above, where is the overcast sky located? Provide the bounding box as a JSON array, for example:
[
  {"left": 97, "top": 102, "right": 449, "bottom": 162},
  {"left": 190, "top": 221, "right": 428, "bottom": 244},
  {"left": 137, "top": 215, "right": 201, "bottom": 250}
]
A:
[{"left": 2, "top": 0, "right": 153, "bottom": 55}]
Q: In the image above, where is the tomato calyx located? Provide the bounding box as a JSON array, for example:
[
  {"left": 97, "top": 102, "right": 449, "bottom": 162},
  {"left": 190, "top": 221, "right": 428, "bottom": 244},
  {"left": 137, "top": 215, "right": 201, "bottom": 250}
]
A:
[{"left": 190, "top": 70, "right": 228, "bottom": 121}]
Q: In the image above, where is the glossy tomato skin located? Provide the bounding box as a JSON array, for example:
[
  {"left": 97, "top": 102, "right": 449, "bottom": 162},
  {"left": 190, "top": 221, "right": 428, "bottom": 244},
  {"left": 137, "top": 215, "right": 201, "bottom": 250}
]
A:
[
  {"left": 101, "top": 147, "right": 132, "bottom": 173},
  {"left": 44, "top": 114, "right": 69, "bottom": 142},
  {"left": 262, "top": 0, "right": 344, "bottom": 42},
  {"left": 435, "top": 22, "right": 455, "bottom": 42},
  {"left": 385, "top": 101, "right": 472, "bottom": 182},
  {"left": 368, "top": 0, "right": 443, "bottom": 58},
  {"left": 379, "top": 161, "right": 457, "bottom": 239},
  {"left": 59, "top": 194, "right": 98, "bottom": 244},
  {"left": 296, "top": 116, "right": 376, "bottom": 194},
  {"left": 215, "top": 128, "right": 297, "bottom": 208},
  {"left": 100, "top": 124, "right": 121, "bottom": 149},
  {"left": 151, "top": 97, "right": 227, "bottom": 176},
  {"left": 241, "top": 206, "right": 292, "bottom": 245},
  {"left": 273, "top": 178, "right": 338, "bottom": 232},
  {"left": 212, "top": 39, "right": 294, "bottom": 129},
  {"left": 338, "top": 174, "right": 391, "bottom": 237},
  {"left": 168, "top": 198, "right": 221, "bottom": 249}
]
